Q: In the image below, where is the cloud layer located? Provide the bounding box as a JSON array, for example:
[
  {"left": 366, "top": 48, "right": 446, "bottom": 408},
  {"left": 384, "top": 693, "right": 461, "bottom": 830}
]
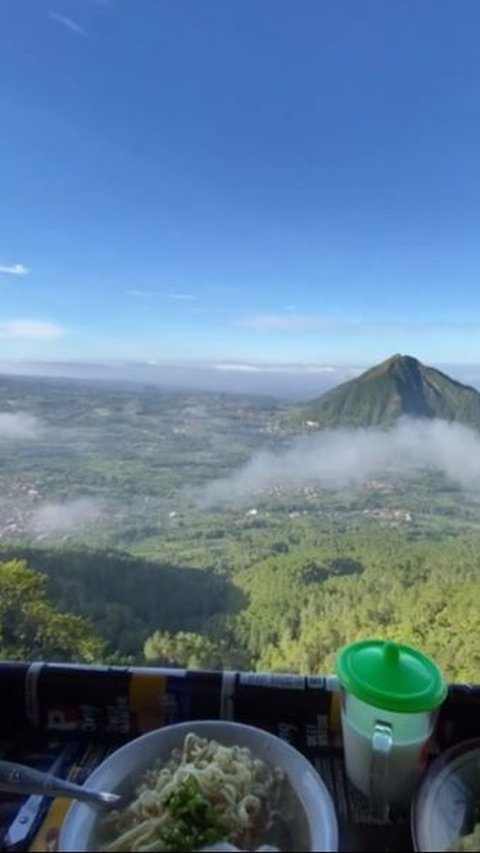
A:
[
  {"left": 202, "top": 418, "right": 480, "bottom": 505},
  {"left": 0, "top": 412, "right": 43, "bottom": 440},
  {"left": 29, "top": 498, "right": 102, "bottom": 534}
]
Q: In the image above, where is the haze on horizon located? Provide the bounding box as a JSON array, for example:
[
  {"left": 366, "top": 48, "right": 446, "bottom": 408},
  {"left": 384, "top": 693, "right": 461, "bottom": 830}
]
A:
[{"left": 1, "top": 357, "right": 480, "bottom": 402}]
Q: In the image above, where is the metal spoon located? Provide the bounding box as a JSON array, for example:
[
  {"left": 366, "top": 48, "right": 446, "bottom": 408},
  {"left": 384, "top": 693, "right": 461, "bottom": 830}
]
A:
[{"left": 0, "top": 759, "right": 122, "bottom": 809}]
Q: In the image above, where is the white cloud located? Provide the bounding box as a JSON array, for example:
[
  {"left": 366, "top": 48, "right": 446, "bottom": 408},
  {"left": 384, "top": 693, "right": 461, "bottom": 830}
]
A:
[
  {"left": 0, "top": 412, "right": 43, "bottom": 440},
  {"left": 0, "top": 320, "right": 67, "bottom": 340},
  {"left": 126, "top": 289, "right": 165, "bottom": 298},
  {"left": 213, "top": 362, "right": 338, "bottom": 374},
  {"left": 239, "top": 313, "right": 351, "bottom": 333},
  {"left": 201, "top": 418, "right": 480, "bottom": 506},
  {"left": 0, "top": 263, "right": 29, "bottom": 277},
  {"left": 239, "top": 314, "right": 480, "bottom": 337},
  {"left": 30, "top": 498, "right": 102, "bottom": 535},
  {"left": 126, "top": 290, "right": 197, "bottom": 301},
  {"left": 48, "top": 11, "right": 87, "bottom": 36},
  {"left": 166, "top": 292, "right": 196, "bottom": 301}
]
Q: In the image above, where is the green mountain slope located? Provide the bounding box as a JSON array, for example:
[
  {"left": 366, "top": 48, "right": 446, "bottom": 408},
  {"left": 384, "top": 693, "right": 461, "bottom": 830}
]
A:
[{"left": 295, "top": 354, "right": 480, "bottom": 428}]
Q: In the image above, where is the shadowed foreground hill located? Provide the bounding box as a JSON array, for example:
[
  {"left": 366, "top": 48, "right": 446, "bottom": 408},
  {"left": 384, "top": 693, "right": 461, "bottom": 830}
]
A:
[
  {"left": 294, "top": 354, "right": 480, "bottom": 429},
  {"left": 0, "top": 546, "right": 246, "bottom": 660}
]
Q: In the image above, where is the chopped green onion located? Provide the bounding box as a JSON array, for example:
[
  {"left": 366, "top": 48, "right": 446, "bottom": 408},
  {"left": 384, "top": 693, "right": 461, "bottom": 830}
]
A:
[{"left": 155, "top": 775, "right": 228, "bottom": 852}]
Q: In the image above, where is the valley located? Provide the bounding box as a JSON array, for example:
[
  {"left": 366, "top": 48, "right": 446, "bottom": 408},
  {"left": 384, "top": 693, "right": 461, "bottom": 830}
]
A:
[{"left": 1, "top": 356, "right": 480, "bottom": 681}]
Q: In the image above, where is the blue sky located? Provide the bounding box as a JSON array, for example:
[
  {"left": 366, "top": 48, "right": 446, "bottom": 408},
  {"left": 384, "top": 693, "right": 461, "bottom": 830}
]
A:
[{"left": 2, "top": 0, "right": 480, "bottom": 367}]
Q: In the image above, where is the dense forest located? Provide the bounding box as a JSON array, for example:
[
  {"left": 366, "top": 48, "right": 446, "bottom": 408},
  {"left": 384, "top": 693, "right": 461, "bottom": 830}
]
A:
[{"left": 2, "top": 529, "right": 479, "bottom": 681}]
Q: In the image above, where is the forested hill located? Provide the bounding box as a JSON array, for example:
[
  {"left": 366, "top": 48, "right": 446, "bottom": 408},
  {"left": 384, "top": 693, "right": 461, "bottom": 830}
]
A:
[
  {"left": 0, "top": 546, "right": 244, "bottom": 661},
  {"left": 293, "top": 354, "right": 480, "bottom": 429},
  {"left": 2, "top": 532, "right": 480, "bottom": 681}
]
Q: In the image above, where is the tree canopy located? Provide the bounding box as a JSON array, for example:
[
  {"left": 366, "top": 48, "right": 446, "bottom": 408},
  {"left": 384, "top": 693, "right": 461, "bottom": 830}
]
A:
[{"left": 0, "top": 559, "right": 103, "bottom": 662}]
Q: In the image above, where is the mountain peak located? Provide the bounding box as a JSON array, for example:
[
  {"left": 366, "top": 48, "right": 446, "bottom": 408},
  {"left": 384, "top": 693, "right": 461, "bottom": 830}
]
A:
[
  {"left": 377, "top": 353, "right": 418, "bottom": 370},
  {"left": 367, "top": 354, "right": 422, "bottom": 382},
  {"left": 296, "top": 355, "right": 480, "bottom": 429}
]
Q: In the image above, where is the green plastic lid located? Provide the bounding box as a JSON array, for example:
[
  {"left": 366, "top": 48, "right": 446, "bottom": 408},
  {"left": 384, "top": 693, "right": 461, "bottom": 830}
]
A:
[{"left": 335, "top": 639, "right": 447, "bottom": 713}]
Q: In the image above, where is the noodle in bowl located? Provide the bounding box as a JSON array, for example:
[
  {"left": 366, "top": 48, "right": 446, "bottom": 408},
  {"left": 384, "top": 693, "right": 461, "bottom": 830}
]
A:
[{"left": 58, "top": 721, "right": 338, "bottom": 852}]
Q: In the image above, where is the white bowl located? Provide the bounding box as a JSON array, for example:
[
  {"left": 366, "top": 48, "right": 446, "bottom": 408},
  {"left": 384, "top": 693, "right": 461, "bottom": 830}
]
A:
[{"left": 59, "top": 720, "right": 338, "bottom": 852}]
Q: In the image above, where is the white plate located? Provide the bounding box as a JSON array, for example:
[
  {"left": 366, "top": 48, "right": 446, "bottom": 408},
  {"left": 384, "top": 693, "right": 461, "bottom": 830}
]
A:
[{"left": 412, "top": 739, "right": 480, "bottom": 852}]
